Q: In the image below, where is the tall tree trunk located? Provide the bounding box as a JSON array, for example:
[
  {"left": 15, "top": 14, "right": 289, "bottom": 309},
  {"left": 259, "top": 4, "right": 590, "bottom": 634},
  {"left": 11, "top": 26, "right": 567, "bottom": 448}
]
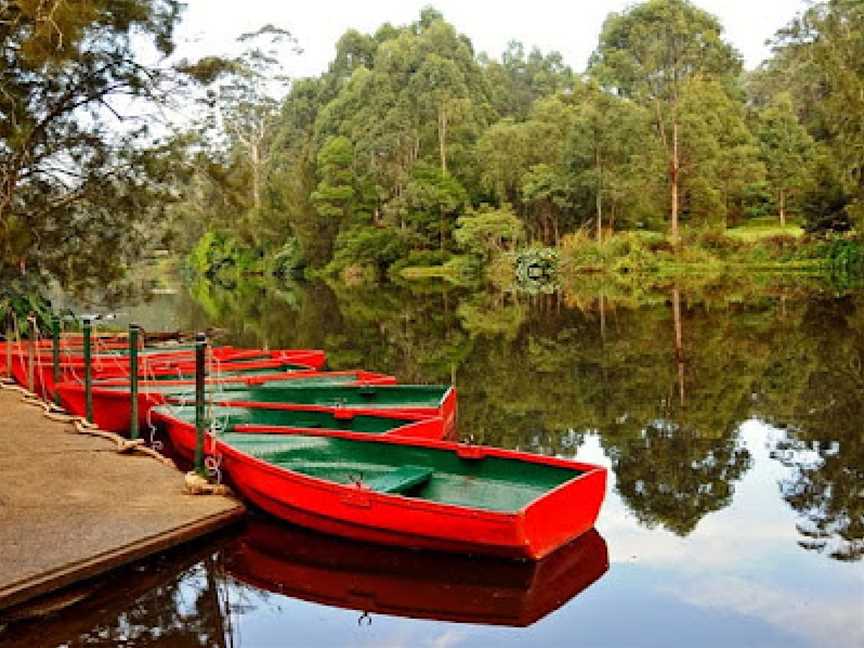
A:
[
  {"left": 671, "top": 120, "right": 679, "bottom": 241},
  {"left": 596, "top": 149, "right": 603, "bottom": 244},
  {"left": 251, "top": 141, "right": 261, "bottom": 209},
  {"left": 779, "top": 188, "right": 786, "bottom": 227},
  {"left": 438, "top": 103, "right": 448, "bottom": 176},
  {"left": 440, "top": 204, "right": 445, "bottom": 250}
]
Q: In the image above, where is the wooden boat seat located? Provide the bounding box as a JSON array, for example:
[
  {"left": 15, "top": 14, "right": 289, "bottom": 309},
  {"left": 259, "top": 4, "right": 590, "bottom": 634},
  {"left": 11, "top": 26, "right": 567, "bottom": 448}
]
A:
[{"left": 366, "top": 465, "right": 433, "bottom": 494}]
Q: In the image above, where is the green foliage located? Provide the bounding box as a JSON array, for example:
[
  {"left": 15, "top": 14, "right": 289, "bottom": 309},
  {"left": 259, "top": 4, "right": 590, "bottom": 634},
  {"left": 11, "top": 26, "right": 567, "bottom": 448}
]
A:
[
  {"left": 187, "top": 231, "right": 262, "bottom": 284},
  {"left": 0, "top": 276, "right": 56, "bottom": 337},
  {"left": 590, "top": 0, "right": 742, "bottom": 103},
  {"left": 754, "top": 0, "right": 864, "bottom": 231},
  {"left": 676, "top": 79, "right": 765, "bottom": 226},
  {"left": 454, "top": 205, "right": 524, "bottom": 259},
  {"left": 754, "top": 93, "right": 816, "bottom": 224},
  {"left": 3, "top": 0, "right": 861, "bottom": 293},
  {"left": 0, "top": 0, "right": 186, "bottom": 284},
  {"left": 327, "top": 226, "right": 409, "bottom": 276},
  {"left": 822, "top": 237, "right": 864, "bottom": 287},
  {"left": 268, "top": 238, "right": 306, "bottom": 278},
  {"left": 801, "top": 155, "right": 854, "bottom": 233}
]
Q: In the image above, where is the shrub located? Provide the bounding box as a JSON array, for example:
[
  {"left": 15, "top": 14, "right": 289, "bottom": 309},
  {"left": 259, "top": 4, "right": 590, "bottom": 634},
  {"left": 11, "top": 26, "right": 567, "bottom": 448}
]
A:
[
  {"left": 0, "top": 275, "right": 58, "bottom": 337},
  {"left": 328, "top": 226, "right": 408, "bottom": 275},
  {"left": 268, "top": 238, "right": 305, "bottom": 278}
]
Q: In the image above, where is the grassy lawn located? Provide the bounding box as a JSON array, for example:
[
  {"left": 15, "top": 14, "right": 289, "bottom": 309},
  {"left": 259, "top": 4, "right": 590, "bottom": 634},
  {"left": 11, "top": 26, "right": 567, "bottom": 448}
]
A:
[{"left": 725, "top": 220, "right": 805, "bottom": 241}]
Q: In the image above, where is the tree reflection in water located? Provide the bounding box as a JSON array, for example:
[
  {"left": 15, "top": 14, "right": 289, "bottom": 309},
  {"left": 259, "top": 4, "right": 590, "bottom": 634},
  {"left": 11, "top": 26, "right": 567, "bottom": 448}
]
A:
[
  {"left": 149, "top": 276, "right": 864, "bottom": 561},
  {"left": 0, "top": 541, "right": 249, "bottom": 647}
]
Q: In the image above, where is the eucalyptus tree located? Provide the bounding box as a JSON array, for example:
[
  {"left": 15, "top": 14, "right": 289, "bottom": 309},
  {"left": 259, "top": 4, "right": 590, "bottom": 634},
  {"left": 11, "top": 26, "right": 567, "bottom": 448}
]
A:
[
  {"left": 589, "top": 0, "right": 742, "bottom": 239},
  {"left": 0, "top": 0, "right": 184, "bottom": 281},
  {"left": 309, "top": 135, "right": 355, "bottom": 259},
  {"left": 754, "top": 93, "right": 816, "bottom": 226},
  {"left": 565, "top": 83, "right": 655, "bottom": 241},
  {"left": 181, "top": 25, "right": 300, "bottom": 224},
  {"left": 758, "top": 0, "right": 864, "bottom": 230},
  {"left": 481, "top": 41, "right": 577, "bottom": 120},
  {"left": 676, "top": 79, "right": 764, "bottom": 227}
]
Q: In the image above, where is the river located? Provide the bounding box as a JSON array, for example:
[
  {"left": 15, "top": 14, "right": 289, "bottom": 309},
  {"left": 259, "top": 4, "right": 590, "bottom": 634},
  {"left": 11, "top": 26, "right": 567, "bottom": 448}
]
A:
[{"left": 2, "top": 275, "right": 862, "bottom": 647}]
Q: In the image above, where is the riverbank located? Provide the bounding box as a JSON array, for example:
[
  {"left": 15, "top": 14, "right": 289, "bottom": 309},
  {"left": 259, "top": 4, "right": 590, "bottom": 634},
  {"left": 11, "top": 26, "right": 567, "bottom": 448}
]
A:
[
  {"left": 390, "top": 224, "right": 862, "bottom": 291},
  {"left": 0, "top": 386, "right": 244, "bottom": 613}
]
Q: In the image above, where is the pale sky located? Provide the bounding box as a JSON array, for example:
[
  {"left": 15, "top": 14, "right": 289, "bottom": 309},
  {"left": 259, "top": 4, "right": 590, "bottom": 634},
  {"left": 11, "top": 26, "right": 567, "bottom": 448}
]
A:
[{"left": 175, "top": 0, "right": 807, "bottom": 77}]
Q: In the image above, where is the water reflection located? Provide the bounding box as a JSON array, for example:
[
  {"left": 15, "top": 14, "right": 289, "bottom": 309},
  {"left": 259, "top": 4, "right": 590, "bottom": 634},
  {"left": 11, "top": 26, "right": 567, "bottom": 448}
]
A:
[
  {"left": 72, "top": 276, "right": 864, "bottom": 562},
  {"left": 221, "top": 518, "right": 608, "bottom": 627},
  {"left": 0, "top": 539, "right": 234, "bottom": 647},
  {"left": 0, "top": 518, "right": 608, "bottom": 647},
  {"left": 13, "top": 275, "right": 859, "bottom": 646}
]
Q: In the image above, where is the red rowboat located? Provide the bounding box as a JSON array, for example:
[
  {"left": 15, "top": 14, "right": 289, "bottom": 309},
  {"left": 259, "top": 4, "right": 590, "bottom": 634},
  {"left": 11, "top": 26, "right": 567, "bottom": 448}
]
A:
[
  {"left": 56, "top": 370, "right": 396, "bottom": 434},
  {"left": 196, "top": 384, "right": 458, "bottom": 438},
  {"left": 156, "top": 403, "right": 446, "bottom": 459},
  {"left": 8, "top": 346, "right": 326, "bottom": 400},
  {"left": 151, "top": 415, "right": 607, "bottom": 560}
]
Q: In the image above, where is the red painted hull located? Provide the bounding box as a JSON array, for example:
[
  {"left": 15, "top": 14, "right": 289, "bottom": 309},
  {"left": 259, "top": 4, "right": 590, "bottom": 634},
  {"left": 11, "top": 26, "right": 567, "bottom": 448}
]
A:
[
  {"left": 268, "top": 349, "right": 327, "bottom": 370},
  {"left": 222, "top": 517, "right": 609, "bottom": 625},
  {"left": 208, "top": 385, "right": 459, "bottom": 438},
  {"left": 13, "top": 350, "right": 325, "bottom": 402},
  {"left": 57, "top": 383, "right": 169, "bottom": 433},
  {"left": 56, "top": 371, "right": 397, "bottom": 434},
  {"left": 154, "top": 414, "right": 607, "bottom": 560},
  {"left": 157, "top": 406, "right": 447, "bottom": 459}
]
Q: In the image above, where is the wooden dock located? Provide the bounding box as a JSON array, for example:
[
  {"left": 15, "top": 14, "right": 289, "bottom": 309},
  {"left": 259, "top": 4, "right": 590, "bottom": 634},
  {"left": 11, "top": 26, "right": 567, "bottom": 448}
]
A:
[{"left": 0, "top": 387, "right": 245, "bottom": 613}]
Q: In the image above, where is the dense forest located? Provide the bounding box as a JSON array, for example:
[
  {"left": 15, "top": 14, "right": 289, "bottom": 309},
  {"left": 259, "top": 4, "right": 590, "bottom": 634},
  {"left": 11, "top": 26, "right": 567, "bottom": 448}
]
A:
[
  {"left": 167, "top": 0, "right": 864, "bottom": 284},
  {"left": 0, "top": 0, "right": 862, "bottom": 292}
]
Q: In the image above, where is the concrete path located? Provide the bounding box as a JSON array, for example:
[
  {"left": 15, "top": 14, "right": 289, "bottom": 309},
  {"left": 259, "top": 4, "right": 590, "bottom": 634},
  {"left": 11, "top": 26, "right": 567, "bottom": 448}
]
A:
[{"left": 0, "top": 388, "right": 244, "bottom": 612}]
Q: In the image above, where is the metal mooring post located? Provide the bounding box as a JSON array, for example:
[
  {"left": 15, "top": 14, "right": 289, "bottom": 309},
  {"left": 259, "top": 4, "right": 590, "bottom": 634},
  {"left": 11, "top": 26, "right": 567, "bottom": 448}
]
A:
[
  {"left": 51, "top": 316, "right": 61, "bottom": 405},
  {"left": 27, "top": 317, "right": 35, "bottom": 392},
  {"left": 129, "top": 324, "right": 140, "bottom": 440},
  {"left": 3, "top": 329, "right": 10, "bottom": 379},
  {"left": 83, "top": 317, "right": 93, "bottom": 423},
  {"left": 194, "top": 332, "right": 207, "bottom": 476}
]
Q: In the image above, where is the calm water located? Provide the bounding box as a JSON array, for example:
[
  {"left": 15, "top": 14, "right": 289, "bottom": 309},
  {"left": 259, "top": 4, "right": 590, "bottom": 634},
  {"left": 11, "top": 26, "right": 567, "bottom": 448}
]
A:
[{"left": 2, "top": 277, "right": 863, "bottom": 647}]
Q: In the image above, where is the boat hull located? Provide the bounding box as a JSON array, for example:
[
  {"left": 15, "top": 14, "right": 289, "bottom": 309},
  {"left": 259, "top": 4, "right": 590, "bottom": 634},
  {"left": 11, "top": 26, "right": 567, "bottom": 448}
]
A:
[
  {"left": 158, "top": 406, "right": 448, "bottom": 459},
  {"left": 56, "top": 370, "right": 398, "bottom": 434},
  {"left": 205, "top": 385, "right": 458, "bottom": 438},
  {"left": 154, "top": 414, "right": 606, "bottom": 560}
]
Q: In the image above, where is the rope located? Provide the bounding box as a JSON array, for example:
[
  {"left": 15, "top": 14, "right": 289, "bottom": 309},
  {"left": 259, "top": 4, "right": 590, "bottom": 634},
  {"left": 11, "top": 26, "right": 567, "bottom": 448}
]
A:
[
  {"left": 0, "top": 378, "right": 175, "bottom": 468},
  {"left": 184, "top": 471, "right": 231, "bottom": 496},
  {"left": 5, "top": 326, "right": 232, "bottom": 497}
]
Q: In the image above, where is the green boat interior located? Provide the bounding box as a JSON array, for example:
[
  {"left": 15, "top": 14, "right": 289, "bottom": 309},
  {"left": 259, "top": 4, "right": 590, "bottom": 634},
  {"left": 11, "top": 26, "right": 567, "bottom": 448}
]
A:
[
  {"left": 149, "top": 363, "right": 310, "bottom": 378},
  {"left": 220, "top": 432, "right": 580, "bottom": 513},
  {"left": 97, "top": 372, "right": 360, "bottom": 393},
  {"left": 157, "top": 404, "right": 417, "bottom": 434},
  {"left": 200, "top": 384, "right": 450, "bottom": 408}
]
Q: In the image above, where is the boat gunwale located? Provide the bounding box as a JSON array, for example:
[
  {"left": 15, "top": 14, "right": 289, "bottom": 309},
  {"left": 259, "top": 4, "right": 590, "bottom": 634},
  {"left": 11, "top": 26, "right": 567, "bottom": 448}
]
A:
[
  {"left": 155, "top": 408, "right": 604, "bottom": 518},
  {"left": 85, "top": 370, "right": 396, "bottom": 389},
  {"left": 153, "top": 402, "right": 435, "bottom": 422},
  {"left": 192, "top": 384, "right": 457, "bottom": 410}
]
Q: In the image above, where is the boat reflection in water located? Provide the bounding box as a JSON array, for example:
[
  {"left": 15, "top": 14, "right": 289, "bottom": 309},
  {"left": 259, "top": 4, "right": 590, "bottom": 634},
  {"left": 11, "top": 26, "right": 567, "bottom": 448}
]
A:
[{"left": 220, "top": 517, "right": 609, "bottom": 627}]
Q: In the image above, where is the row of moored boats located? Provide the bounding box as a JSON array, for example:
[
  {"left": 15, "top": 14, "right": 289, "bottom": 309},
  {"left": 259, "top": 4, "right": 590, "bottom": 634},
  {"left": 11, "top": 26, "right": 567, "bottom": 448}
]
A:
[{"left": 1, "top": 335, "right": 606, "bottom": 561}]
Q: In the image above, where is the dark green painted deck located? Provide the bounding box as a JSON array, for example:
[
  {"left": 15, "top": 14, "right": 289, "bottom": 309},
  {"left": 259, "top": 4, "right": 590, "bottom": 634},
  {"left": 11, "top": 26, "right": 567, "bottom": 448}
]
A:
[
  {"left": 194, "top": 384, "right": 449, "bottom": 408},
  {"left": 161, "top": 404, "right": 416, "bottom": 434},
  {"left": 221, "top": 432, "right": 578, "bottom": 513}
]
